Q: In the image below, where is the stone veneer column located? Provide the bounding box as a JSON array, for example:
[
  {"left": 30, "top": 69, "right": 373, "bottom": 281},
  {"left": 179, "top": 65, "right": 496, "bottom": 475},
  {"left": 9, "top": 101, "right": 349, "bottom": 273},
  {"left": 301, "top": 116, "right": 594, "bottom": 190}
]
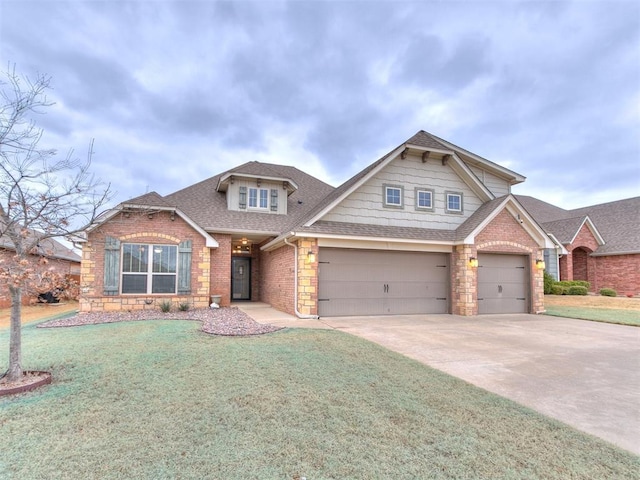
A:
[
  {"left": 79, "top": 242, "right": 97, "bottom": 312},
  {"left": 451, "top": 244, "right": 477, "bottom": 316},
  {"left": 296, "top": 238, "right": 318, "bottom": 316},
  {"left": 532, "top": 249, "right": 546, "bottom": 313}
]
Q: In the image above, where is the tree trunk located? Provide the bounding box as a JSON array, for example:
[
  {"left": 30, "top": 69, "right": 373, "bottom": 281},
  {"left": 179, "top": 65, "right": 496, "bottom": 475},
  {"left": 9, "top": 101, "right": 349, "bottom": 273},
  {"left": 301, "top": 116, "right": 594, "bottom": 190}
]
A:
[{"left": 7, "top": 285, "right": 23, "bottom": 382}]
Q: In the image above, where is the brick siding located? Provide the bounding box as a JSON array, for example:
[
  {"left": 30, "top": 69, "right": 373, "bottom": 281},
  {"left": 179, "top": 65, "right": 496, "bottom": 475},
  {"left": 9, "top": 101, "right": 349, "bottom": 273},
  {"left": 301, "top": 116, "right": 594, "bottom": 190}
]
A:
[
  {"left": 210, "top": 234, "right": 231, "bottom": 306},
  {"left": 559, "top": 223, "right": 600, "bottom": 291},
  {"left": 593, "top": 254, "right": 640, "bottom": 296},
  {"left": 260, "top": 243, "right": 295, "bottom": 315}
]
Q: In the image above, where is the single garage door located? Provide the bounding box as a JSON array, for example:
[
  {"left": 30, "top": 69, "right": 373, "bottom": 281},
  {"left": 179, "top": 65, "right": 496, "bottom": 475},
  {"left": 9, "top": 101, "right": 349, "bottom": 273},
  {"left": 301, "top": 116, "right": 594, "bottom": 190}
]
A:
[
  {"left": 477, "top": 253, "right": 529, "bottom": 314},
  {"left": 318, "top": 248, "right": 449, "bottom": 317}
]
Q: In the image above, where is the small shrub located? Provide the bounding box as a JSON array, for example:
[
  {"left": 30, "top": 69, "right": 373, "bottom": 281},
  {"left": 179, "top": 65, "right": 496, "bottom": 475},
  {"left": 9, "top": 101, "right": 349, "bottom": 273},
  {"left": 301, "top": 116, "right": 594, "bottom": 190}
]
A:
[
  {"left": 556, "top": 280, "right": 590, "bottom": 289},
  {"left": 600, "top": 288, "right": 617, "bottom": 297},
  {"left": 543, "top": 271, "right": 555, "bottom": 294},
  {"left": 551, "top": 285, "right": 565, "bottom": 295},
  {"left": 159, "top": 300, "right": 172, "bottom": 312},
  {"left": 567, "top": 286, "right": 588, "bottom": 296},
  {"left": 178, "top": 302, "right": 190, "bottom": 312}
]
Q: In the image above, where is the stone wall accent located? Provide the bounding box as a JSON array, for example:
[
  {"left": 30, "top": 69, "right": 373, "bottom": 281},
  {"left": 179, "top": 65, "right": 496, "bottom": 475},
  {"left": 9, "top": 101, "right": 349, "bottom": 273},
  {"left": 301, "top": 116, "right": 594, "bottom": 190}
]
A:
[
  {"left": 80, "top": 210, "right": 213, "bottom": 312},
  {"left": 451, "top": 244, "right": 477, "bottom": 316},
  {"left": 296, "top": 238, "right": 318, "bottom": 316}
]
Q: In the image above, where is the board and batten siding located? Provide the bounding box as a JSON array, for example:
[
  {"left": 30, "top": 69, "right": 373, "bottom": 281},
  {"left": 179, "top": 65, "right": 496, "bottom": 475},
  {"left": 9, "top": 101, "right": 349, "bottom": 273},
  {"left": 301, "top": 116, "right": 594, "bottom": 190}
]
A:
[
  {"left": 468, "top": 165, "right": 511, "bottom": 197},
  {"left": 321, "top": 153, "right": 483, "bottom": 230},
  {"left": 225, "top": 179, "right": 287, "bottom": 214}
]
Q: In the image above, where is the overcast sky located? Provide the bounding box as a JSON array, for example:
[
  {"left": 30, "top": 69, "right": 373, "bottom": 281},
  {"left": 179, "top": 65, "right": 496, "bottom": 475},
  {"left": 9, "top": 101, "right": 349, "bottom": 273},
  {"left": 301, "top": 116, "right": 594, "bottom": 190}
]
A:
[{"left": 2, "top": 0, "right": 639, "bottom": 211}]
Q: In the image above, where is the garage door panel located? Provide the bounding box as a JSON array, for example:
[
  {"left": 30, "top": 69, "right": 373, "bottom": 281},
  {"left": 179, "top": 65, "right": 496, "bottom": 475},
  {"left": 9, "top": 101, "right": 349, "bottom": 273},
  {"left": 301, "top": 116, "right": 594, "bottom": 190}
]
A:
[
  {"left": 477, "top": 254, "right": 529, "bottom": 314},
  {"left": 319, "top": 280, "right": 385, "bottom": 300},
  {"left": 318, "top": 248, "right": 450, "bottom": 317},
  {"left": 319, "top": 298, "right": 386, "bottom": 316}
]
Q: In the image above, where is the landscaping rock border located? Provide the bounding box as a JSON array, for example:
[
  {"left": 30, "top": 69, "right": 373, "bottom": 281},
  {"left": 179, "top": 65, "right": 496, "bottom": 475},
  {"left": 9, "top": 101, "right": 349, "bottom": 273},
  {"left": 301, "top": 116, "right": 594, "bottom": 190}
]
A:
[{"left": 37, "top": 306, "right": 284, "bottom": 336}]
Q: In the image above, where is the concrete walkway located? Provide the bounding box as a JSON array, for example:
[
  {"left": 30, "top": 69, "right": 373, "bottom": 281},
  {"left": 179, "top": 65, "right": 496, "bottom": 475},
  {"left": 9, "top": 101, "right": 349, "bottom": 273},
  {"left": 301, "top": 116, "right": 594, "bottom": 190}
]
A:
[{"left": 235, "top": 303, "right": 640, "bottom": 454}]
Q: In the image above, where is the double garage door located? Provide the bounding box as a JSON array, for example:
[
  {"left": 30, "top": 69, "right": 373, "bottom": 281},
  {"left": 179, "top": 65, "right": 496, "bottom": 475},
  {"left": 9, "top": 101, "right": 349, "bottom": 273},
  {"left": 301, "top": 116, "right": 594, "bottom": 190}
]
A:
[
  {"left": 318, "top": 248, "right": 450, "bottom": 317},
  {"left": 317, "top": 249, "right": 530, "bottom": 317}
]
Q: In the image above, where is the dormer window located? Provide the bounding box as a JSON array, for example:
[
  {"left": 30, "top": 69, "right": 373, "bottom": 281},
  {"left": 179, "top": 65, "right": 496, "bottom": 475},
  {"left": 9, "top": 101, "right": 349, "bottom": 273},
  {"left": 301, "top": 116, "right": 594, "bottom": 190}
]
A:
[
  {"left": 222, "top": 172, "right": 295, "bottom": 214},
  {"left": 249, "top": 188, "right": 269, "bottom": 209}
]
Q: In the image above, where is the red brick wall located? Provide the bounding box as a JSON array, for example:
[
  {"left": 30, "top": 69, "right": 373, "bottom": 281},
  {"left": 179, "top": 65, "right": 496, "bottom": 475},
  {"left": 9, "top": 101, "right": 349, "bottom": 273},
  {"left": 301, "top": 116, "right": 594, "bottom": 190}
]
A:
[
  {"left": 571, "top": 223, "right": 600, "bottom": 251},
  {"left": 475, "top": 210, "right": 540, "bottom": 253},
  {"left": 0, "top": 249, "right": 79, "bottom": 308},
  {"left": 560, "top": 223, "right": 600, "bottom": 289},
  {"left": 572, "top": 248, "right": 591, "bottom": 283},
  {"left": 593, "top": 254, "right": 640, "bottom": 296},
  {"left": 260, "top": 244, "right": 295, "bottom": 315},
  {"left": 210, "top": 234, "right": 231, "bottom": 306},
  {"left": 250, "top": 246, "right": 261, "bottom": 301},
  {"left": 81, "top": 210, "right": 212, "bottom": 312}
]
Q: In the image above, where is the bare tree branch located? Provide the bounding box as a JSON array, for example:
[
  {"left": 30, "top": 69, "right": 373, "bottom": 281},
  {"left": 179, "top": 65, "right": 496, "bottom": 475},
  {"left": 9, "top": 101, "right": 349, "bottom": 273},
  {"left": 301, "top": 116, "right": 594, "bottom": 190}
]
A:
[{"left": 0, "top": 64, "right": 113, "bottom": 382}]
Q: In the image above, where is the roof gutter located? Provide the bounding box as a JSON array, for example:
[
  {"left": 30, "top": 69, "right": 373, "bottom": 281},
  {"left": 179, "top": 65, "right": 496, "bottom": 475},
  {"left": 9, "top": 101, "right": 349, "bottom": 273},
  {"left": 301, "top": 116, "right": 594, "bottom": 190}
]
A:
[{"left": 283, "top": 236, "right": 320, "bottom": 320}]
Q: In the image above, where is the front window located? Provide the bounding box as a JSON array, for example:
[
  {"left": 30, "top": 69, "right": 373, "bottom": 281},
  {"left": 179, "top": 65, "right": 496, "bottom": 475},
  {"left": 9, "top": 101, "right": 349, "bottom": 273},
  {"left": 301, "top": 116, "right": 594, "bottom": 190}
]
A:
[
  {"left": 445, "top": 192, "right": 463, "bottom": 213},
  {"left": 122, "top": 243, "right": 177, "bottom": 294},
  {"left": 416, "top": 188, "right": 434, "bottom": 210},
  {"left": 249, "top": 188, "right": 269, "bottom": 209},
  {"left": 384, "top": 185, "right": 403, "bottom": 208}
]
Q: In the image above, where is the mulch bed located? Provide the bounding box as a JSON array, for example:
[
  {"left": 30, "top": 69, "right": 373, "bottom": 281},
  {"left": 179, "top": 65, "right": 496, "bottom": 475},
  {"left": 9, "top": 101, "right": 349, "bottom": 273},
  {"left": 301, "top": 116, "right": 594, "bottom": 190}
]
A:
[{"left": 37, "top": 307, "right": 284, "bottom": 336}]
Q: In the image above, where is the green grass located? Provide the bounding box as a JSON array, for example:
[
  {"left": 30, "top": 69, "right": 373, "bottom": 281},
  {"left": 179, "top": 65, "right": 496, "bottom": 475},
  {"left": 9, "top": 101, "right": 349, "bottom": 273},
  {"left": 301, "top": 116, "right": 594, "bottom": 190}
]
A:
[
  {"left": 545, "top": 306, "right": 640, "bottom": 326},
  {"left": 1, "top": 321, "right": 637, "bottom": 479}
]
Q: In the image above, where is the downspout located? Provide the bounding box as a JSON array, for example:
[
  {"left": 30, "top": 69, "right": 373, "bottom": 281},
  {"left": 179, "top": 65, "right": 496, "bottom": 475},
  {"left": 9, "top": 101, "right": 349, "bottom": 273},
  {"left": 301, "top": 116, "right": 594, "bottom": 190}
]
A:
[{"left": 284, "top": 236, "right": 320, "bottom": 319}]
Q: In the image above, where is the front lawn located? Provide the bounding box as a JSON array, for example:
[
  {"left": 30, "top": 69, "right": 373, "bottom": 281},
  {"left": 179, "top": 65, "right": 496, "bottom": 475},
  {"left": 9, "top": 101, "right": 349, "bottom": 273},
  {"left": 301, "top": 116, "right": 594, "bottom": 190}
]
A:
[
  {"left": 1, "top": 321, "right": 637, "bottom": 479},
  {"left": 544, "top": 306, "right": 640, "bottom": 326},
  {"left": 544, "top": 295, "right": 640, "bottom": 326}
]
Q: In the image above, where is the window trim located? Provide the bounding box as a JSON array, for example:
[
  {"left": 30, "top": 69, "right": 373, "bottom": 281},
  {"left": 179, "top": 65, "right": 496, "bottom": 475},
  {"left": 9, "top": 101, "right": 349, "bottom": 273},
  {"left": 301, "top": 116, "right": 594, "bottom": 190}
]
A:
[
  {"left": 415, "top": 188, "right": 435, "bottom": 211},
  {"left": 445, "top": 191, "right": 464, "bottom": 214},
  {"left": 121, "top": 243, "right": 178, "bottom": 295},
  {"left": 383, "top": 184, "right": 404, "bottom": 209}
]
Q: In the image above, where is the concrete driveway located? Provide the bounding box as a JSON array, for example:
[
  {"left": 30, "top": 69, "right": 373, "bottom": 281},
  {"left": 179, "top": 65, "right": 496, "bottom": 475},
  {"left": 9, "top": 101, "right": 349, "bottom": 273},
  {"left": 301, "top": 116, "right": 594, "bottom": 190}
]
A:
[{"left": 320, "top": 313, "right": 640, "bottom": 455}]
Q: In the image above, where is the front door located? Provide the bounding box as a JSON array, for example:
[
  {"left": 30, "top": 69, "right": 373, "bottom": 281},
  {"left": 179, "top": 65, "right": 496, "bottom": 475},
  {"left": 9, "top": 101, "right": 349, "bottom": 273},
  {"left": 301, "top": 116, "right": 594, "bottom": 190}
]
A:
[{"left": 231, "top": 257, "right": 251, "bottom": 300}]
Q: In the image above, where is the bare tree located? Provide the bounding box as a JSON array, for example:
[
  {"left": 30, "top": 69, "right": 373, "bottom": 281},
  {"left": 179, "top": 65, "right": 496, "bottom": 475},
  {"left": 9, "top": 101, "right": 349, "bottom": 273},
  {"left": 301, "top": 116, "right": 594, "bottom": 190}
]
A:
[{"left": 0, "top": 65, "right": 112, "bottom": 383}]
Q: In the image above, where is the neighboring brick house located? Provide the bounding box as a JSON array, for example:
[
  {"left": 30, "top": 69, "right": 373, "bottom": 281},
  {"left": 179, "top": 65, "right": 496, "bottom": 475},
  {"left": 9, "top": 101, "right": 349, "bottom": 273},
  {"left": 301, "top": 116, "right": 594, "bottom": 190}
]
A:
[
  {"left": 517, "top": 196, "right": 640, "bottom": 295},
  {"left": 79, "top": 131, "right": 559, "bottom": 316},
  {"left": 0, "top": 233, "right": 81, "bottom": 308}
]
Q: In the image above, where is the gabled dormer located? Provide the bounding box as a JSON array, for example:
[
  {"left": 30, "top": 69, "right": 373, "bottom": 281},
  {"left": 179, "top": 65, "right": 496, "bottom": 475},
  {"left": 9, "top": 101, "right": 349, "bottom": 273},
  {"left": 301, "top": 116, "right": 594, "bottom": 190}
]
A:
[{"left": 216, "top": 163, "right": 298, "bottom": 215}]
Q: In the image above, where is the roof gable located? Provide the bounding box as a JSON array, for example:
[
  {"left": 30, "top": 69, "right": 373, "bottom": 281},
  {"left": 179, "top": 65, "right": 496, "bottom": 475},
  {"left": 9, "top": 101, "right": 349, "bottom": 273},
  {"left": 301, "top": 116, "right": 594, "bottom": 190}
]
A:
[
  {"left": 456, "top": 195, "right": 555, "bottom": 248},
  {"left": 302, "top": 131, "right": 502, "bottom": 228},
  {"left": 517, "top": 195, "right": 639, "bottom": 255}
]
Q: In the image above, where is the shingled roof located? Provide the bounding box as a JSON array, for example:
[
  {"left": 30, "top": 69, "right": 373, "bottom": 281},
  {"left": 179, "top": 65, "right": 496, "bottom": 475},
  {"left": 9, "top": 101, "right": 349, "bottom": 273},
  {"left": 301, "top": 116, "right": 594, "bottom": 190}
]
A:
[
  {"left": 0, "top": 230, "right": 81, "bottom": 263},
  {"left": 517, "top": 195, "right": 640, "bottom": 255}
]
